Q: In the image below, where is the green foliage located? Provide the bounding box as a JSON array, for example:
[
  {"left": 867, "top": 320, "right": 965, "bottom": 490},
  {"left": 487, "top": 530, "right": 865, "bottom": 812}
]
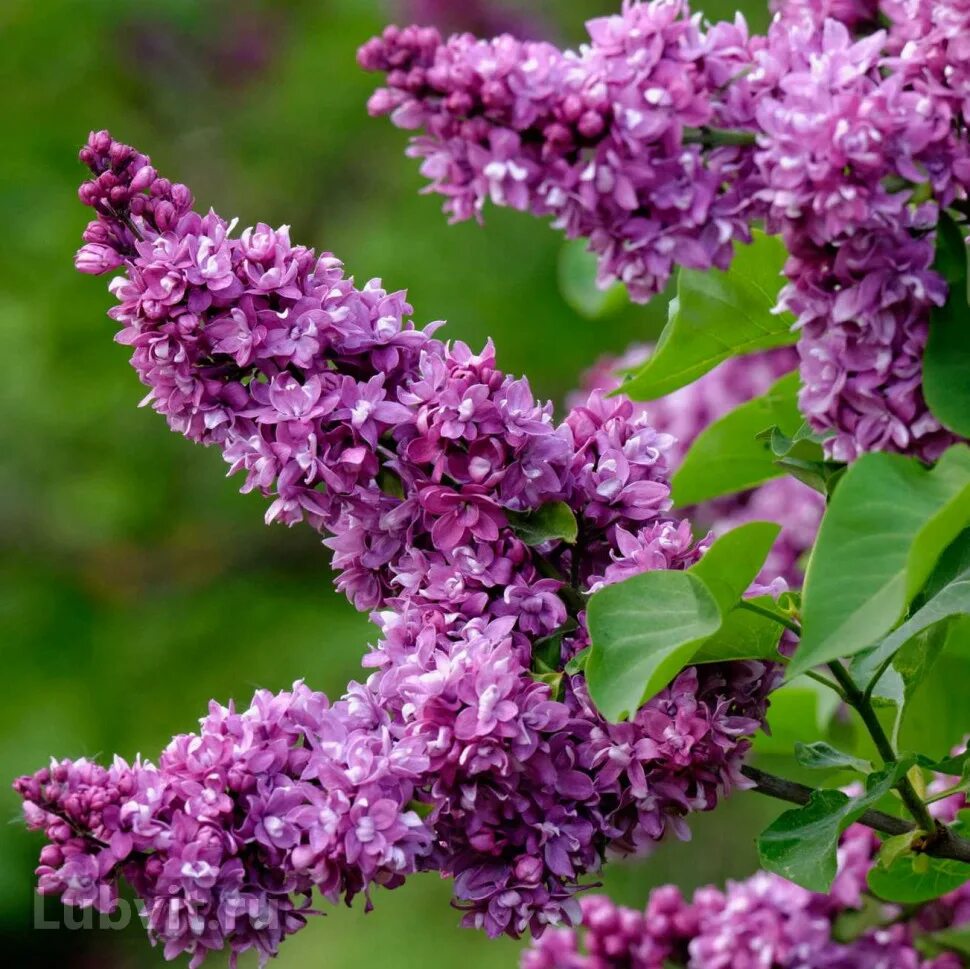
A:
[
  {"left": 620, "top": 232, "right": 795, "bottom": 401},
  {"left": 507, "top": 501, "right": 579, "bottom": 546},
  {"left": 690, "top": 522, "right": 781, "bottom": 610},
  {"left": 864, "top": 624, "right": 956, "bottom": 746},
  {"left": 558, "top": 240, "right": 627, "bottom": 319},
  {"left": 793, "top": 741, "right": 871, "bottom": 775},
  {"left": 757, "top": 763, "right": 911, "bottom": 892},
  {"left": 924, "top": 213, "right": 970, "bottom": 436},
  {"left": 586, "top": 570, "right": 722, "bottom": 722},
  {"left": 671, "top": 371, "right": 808, "bottom": 505},
  {"left": 759, "top": 424, "right": 846, "bottom": 496},
  {"left": 869, "top": 813, "right": 970, "bottom": 903},
  {"left": 790, "top": 446, "right": 970, "bottom": 678},
  {"left": 690, "top": 600, "right": 783, "bottom": 664},
  {"left": 586, "top": 523, "right": 779, "bottom": 720},
  {"left": 851, "top": 563, "right": 970, "bottom": 697}
]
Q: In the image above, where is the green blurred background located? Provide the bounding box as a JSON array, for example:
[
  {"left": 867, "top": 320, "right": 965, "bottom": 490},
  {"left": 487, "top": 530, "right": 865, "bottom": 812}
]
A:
[{"left": 4, "top": 1, "right": 965, "bottom": 966}]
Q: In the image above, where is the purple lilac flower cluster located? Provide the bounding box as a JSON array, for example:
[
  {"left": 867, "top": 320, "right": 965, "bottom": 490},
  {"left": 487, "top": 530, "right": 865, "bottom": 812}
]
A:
[
  {"left": 13, "top": 682, "right": 432, "bottom": 968},
  {"left": 13, "top": 130, "right": 782, "bottom": 964},
  {"left": 744, "top": 8, "right": 969, "bottom": 462},
  {"left": 570, "top": 344, "right": 824, "bottom": 585},
  {"left": 358, "top": 3, "right": 757, "bottom": 301},
  {"left": 362, "top": 0, "right": 970, "bottom": 462},
  {"left": 768, "top": 0, "right": 880, "bottom": 30},
  {"left": 521, "top": 820, "right": 969, "bottom": 969}
]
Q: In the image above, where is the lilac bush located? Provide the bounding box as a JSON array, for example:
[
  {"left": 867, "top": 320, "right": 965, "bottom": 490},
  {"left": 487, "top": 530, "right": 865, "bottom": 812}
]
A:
[
  {"left": 13, "top": 3, "right": 970, "bottom": 966},
  {"left": 361, "top": 0, "right": 970, "bottom": 461}
]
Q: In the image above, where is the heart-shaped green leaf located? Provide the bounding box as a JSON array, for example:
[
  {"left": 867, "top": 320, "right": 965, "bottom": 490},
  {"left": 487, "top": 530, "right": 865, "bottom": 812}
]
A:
[
  {"left": 621, "top": 232, "right": 795, "bottom": 401},
  {"left": 790, "top": 446, "right": 970, "bottom": 678}
]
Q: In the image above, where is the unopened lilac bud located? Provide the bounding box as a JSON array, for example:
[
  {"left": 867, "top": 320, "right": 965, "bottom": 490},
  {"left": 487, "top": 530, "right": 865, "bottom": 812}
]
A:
[
  {"left": 513, "top": 855, "right": 544, "bottom": 884},
  {"left": 39, "top": 844, "right": 63, "bottom": 867},
  {"left": 129, "top": 164, "right": 156, "bottom": 193},
  {"left": 75, "top": 242, "right": 123, "bottom": 275}
]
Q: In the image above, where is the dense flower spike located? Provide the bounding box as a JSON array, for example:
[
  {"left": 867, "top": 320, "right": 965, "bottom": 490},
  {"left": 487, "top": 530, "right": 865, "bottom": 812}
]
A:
[
  {"left": 74, "top": 130, "right": 578, "bottom": 621},
  {"left": 13, "top": 683, "right": 432, "bottom": 967},
  {"left": 570, "top": 345, "right": 823, "bottom": 584},
  {"left": 521, "top": 812, "right": 970, "bottom": 968},
  {"left": 358, "top": 3, "right": 758, "bottom": 301},
  {"left": 16, "top": 130, "right": 783, "bottom": 961},
  {"left": 743, "top": 10, "right": 968, "bottom": 461},
  {"left": 362, "top": 0, "right": 970, "bottom": 461}
]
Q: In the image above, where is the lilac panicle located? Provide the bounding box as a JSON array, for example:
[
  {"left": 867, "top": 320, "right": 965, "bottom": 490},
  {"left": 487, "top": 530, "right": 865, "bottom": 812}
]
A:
[
  {"left": 744, "top": 11, "right": 969, "bottom": 462},
  {"left": 14, "top": 682, "right": 432, "bottom": 968},
  {"left": 358, "top": 2, "right": 758, "bottom": 301},
  {"left": 362, "top": 2, "right": 970, "bottom": 462},
  {"left": 27, "top": 130, "right": 785, "bottom": 959},
  {"left": 522, "top": 792, "right": 970, "bottom": 968},
  {"left": 571, "top": 344, "right": 824, "bottom": 586}
]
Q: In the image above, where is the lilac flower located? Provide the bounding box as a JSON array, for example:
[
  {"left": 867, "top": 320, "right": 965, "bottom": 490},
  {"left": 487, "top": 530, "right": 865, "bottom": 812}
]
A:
[
  {"left": 737, "top": 13, "right": 968, "bottom": 462},
  {"left": 364, "top": 607, "right": 774, "bottom": 938},
  {"left": 770, "top": 0, "right": 880, "bottom": 28},
  {"left": 359, "top": 3, "right": 758, "bottom": 300},
  {"left": 14, "top": 682, "right": 432, "bottom": 968},
  {"left": 418, "top": 484, "right": 507, "bottom": 550},
  {"left": 572, "top": 344, "right": 823, "bottom": 585},
  {"left": 522, "top": 801, "right": 970, "bottom": 967},
  {"left": 364, "top": 7, "right": 970, "bottom": 462},
  {"left": 54, "top": 131, "right": 783, "bottom": 952}
]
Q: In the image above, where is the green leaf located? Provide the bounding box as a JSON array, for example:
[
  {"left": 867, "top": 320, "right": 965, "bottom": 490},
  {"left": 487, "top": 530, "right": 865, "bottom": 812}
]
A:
[
  {"left": 558, "top": 240, "right": 627, "bottom": 319},
  {"left": 876, "top": 832, "right": 917, "bottom": 870},
  {"left": 851, "top": 564, "right": 970, "bottom": 696},
  {"left": 789, "top": 446, "right": 970, "bottom": 678},
  {"left": 917, "top": 528, "right": 970, "bottom": 606},
  {"left": 530, "top": 670, "right": 564, "bottom": 701},
  {"left": 620, "top": 232, "right": 795, "bottom": 400},
  {"left": 857, "top": 537, "right": 970, "bottom": 731},
  {"left": 869, "top": 853, "right": 970, "bottom": 903},
  {"left": 585, "top": 571, "right": 722, "bottom": 721},
  {"left": 690, "top": 601, "right": 784, "bottom": 664},
  {"left": 671, "top": 372, "right": 809, "bottom": 505},
  {"left": 688, "top": 522, "right": 782, "bottom": 613},
  {"left": 794, "top": 741, "right": 872, "bottom": 774},
  {"left": 771, "top": 455, "right": 847, "bottom": 497},
  {"left": 917, "top": 748, "right": 970, "bottom": 779},
  {"left": 758, "top": 763, "right": 911, "bottom": 892},
  {"left": 564, "top": 647, "right": 591, "bottom": 676},
  {"left": 586, "top": 523, "right": 781, "bottom": 720},
  {"left": 507, "top": 501, "right": 579, "bottom": 546},
  {"left": 924, "top": 212, "right": 970, "bottom": 436},
  {"left": 869, "top": 810, "right": 970, "bottom": 903}
]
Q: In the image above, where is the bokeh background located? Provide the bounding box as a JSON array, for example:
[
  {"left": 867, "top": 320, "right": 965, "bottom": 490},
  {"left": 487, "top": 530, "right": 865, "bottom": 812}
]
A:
[{"left": 4, "top": 1, "right": 967, "bottom": 967}]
